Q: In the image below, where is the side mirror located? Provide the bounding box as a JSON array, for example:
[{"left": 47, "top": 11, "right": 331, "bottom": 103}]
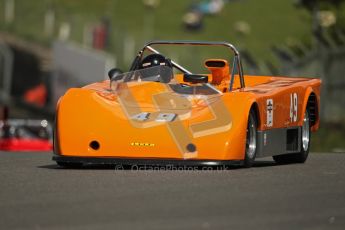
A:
[
  {"left": 183, "top": 74, "right": 208, "bottom": 84},
  {"left": 108, "top": 68, "right": 123, "bottom": 80}
]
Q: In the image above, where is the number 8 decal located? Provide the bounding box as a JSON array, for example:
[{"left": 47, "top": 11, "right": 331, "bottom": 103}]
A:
[{"left": 290, "top": 93, "right": 298, "bottom": 122}]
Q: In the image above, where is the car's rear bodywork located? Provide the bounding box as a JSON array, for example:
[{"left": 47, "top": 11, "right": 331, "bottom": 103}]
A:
[{"left": 53, "top": 41, "right": 321, "bottom": 166}]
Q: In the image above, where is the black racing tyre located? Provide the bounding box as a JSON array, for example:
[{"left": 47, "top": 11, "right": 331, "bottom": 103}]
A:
[
  {"left": 273, "top": 109, "right": 311, "bottom": 164},
  {"left": 243, "top": 110, "right": 257, "bottom": 168}
]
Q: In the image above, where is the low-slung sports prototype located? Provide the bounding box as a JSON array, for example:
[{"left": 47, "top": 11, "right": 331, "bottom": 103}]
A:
[{"left": 53, "top": 41, "right": 321, "bottom": 167}]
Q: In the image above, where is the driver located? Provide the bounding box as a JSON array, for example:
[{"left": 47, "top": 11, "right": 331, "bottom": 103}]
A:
[{"left": 139, "top": 54, "right": 173, "bottom": 83}]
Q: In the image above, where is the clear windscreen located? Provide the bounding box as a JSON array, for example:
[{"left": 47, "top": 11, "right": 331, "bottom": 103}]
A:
[
  {"left": 110, "top": 65, "right": 174, "bottom": 84},
  {"left": 110, "top": 66, "right": 222, "bottom": 110}
]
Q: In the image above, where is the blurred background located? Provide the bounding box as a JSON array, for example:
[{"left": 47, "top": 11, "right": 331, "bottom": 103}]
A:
[{"left": 0, "top": 0, "right": 344, "bottom": 152}]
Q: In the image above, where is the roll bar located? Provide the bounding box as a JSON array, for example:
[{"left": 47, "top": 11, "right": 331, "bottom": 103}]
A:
[{"left": 132, "top": 40, "right": 245, "bottom": 89}]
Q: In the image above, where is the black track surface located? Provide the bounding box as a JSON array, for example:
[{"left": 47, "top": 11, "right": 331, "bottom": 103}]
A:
[{"left": 0, "top": 151, "right": 344, "bottom": 229}]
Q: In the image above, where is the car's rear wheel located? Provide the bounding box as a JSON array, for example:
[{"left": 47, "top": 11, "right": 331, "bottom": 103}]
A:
[
  {"left": 243, "top": 110, "right": 257, "bottom": 168},
  {"left": 273, "top": 109, "right": 311, "bottom": 164}
]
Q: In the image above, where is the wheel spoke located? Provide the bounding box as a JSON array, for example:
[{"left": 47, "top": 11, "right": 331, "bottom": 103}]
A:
[
  {"left": 246, "top": 114, "right": 256, "bottom": 159},
  {"left": 302, "top": 111, "right": 310, "bottom": 152}
]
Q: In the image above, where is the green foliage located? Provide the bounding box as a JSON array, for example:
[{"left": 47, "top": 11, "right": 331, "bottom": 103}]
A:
[
  {"left": 311, "top": 122, "right": 345, "bottom": 152},
  {"left": 0, "top": 0, "right": 313, "bottom": 69}
]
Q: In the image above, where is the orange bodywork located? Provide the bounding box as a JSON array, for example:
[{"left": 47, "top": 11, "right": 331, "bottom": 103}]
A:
[{"left": 55, "top": 73, "right": 321, "bottom": 161}]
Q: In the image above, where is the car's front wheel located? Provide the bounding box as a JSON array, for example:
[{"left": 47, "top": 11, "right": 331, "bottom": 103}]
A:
[
  {"left": 273, "top": 109, "right": 311, "bottom": 164},
  {"left": 243, "top": 110, "right": 257, "bottom": 168}
]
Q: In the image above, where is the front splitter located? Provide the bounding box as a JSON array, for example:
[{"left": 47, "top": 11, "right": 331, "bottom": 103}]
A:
[{"left": 52, "top": 155, "right": 243, "bottom": 167}]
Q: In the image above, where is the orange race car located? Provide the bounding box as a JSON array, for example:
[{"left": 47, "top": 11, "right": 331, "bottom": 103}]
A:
[{"left": 53, "top": 41, "right": 321, "bottom": 168}]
